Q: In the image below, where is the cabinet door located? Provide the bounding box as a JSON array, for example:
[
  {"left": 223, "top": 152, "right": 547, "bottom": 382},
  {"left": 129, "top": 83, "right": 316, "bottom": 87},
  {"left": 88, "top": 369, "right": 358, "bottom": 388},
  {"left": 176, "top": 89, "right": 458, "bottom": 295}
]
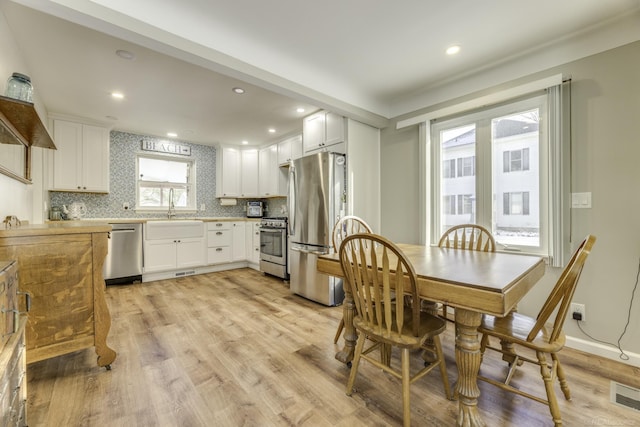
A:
[
  {"left": 52, "top": 120, "right": 82, "bottom": 191},
  {"left": 218, "top": 147, "right": 241, "bottom": 197},
  {"left": 325, "top": 112, "right": 345, "bottom": 146},
  {"left": 277, "top": 137, "right": 291, "bottom": 166},
  {"left": 143, "top": 240, "right": 177, "bottom": 273},
  {"left": 241, "top": 149, "right": 259, "bottom": 197},
  {"left": 291, "top": 134, "right": 303, "bottom": 160},
  {"left": 259, "top": 145, "right": 278, "bottom": 197},
  {"left": 252, "top": 222, "right": 261, "bottom": 264},
  {"left": 302, "top": 112, "right": 325, "bottom": 153},
  {"left": 82, "top": 125, "right": 110, "bottom": 192},
  {"left": 231, "top": 222, "right": 246, "bottom": 262},
  {"left": 176, "top": 238, "right": 205, "bottom": 269}
]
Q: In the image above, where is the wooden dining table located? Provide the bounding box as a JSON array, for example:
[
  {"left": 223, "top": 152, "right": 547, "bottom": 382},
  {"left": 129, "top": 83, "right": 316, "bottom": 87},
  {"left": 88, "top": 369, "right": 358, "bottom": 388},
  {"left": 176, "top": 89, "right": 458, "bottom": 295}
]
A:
[{"left": 317, "top": 243, "right": 545, "bottom": 427}]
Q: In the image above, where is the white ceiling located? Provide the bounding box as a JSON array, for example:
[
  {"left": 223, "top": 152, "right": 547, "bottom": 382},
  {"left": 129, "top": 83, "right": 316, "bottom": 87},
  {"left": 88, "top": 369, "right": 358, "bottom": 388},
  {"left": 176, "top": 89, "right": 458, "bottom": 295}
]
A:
[{"left": 2, "top": 0, "right": 639, "bottom": 146}]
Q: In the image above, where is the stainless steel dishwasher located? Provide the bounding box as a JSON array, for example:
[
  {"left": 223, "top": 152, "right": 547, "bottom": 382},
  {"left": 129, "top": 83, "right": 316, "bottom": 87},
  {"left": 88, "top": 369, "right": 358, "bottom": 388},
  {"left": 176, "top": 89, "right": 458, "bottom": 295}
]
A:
[{"left": 103, "top": 223, "right": 143, "bottom": 285}]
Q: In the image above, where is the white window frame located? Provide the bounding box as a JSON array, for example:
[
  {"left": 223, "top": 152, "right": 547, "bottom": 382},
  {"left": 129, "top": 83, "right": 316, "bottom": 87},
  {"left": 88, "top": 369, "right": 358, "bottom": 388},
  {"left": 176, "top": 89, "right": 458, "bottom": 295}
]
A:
[
  {"left": 404, "top": 75, "right": 570, "bottom": 267},
  {"left": 135, "top": 152, "right": 197, "bottom": 213}
]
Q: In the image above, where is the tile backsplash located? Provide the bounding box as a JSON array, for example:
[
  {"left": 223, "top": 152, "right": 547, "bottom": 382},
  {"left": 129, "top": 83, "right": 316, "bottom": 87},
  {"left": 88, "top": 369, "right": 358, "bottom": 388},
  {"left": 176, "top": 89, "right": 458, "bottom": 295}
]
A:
[{"left": 49, "top": 130, "right": 286, "bottom": 219}]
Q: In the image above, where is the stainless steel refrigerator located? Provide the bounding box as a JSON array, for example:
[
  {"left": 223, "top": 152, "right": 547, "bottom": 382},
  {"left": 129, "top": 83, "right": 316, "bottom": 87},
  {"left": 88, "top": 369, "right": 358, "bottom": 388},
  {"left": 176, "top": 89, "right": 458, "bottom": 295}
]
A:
[{"left": 288, "top": 151, "right": 346, "bottom": 306}]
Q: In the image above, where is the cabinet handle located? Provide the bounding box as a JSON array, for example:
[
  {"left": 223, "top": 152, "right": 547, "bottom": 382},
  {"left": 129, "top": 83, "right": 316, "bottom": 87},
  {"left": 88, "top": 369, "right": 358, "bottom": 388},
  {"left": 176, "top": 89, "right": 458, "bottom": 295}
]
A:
[
  {"left": 77, "top": 186, "right": 81, "bottom": 189},
  {"left": 17, "top": 291, "right": 31, "bottom": 312},
  {"left": 216, "top": 231, "right": 223, "bottom": 235},
  {"left": 216, "top": 248, "right": 223, "bottom": 252},
  {"left": 216, "top": 223, "right": 223, "bottom": 227}
]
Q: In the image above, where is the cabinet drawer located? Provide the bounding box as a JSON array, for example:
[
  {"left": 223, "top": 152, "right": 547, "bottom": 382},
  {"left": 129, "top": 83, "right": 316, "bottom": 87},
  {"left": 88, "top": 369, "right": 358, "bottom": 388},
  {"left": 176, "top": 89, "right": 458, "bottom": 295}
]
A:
[
  {"left": 208, "top": 246, "right": 232, "bottom": 264},
  {"left": 207, "top": 230, "right": 232, "bottom": 247},
  {"left": 207, "top": 222, "right": 231, "bottom": 231}
]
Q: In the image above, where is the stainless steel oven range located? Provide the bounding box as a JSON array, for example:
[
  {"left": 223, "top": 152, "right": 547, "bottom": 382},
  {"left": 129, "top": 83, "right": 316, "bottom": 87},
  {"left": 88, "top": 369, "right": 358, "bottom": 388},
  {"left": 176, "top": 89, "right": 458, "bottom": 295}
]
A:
[{"left": 259, "top": 217, "right": 289, "bottom": 280}]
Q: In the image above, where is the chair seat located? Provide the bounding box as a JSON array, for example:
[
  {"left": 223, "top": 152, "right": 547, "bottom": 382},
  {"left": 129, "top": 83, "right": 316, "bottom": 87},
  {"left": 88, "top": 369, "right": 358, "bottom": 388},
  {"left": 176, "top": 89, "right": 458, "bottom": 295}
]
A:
[
  {"left": 480, "top": 312, "right": 566, "bottom": 353},
  {"left": 355, "top": 310, "right": 446, "bottom": 349}
]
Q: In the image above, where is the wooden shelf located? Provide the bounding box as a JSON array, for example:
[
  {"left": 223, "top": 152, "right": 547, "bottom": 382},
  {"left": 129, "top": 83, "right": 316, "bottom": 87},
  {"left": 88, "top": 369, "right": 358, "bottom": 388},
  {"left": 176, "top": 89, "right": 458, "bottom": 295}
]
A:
[{"left": 0, "top": 95, "right": 55, "bottom": 149}]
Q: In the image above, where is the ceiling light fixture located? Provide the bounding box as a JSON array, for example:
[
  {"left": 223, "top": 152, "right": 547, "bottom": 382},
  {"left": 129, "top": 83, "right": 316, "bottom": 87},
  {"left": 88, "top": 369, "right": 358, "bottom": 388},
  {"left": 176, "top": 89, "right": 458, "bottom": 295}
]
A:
[
  {"left": 232, "top": 87, "right": 245, "bottom": 94},
  {"left": 111, "top": 92, "right": 124, "bottom": 99},
  {"left": 115, "top": 49, "right": 136, "bottom": 60},
  {"left": 296, "top": 107, "right": 305, "bottom": 113},
  {"left": 446, "top": 45, "right": 461, "bottom": 55},
  {"left": 242, "top": 140, "right": 249, "bottom": 145},
  {"left": 268, "top": 128, "right": 276, "bottom": 133},
  {"left": 167, "top": 132, "right": 178, "bottom": 138}
]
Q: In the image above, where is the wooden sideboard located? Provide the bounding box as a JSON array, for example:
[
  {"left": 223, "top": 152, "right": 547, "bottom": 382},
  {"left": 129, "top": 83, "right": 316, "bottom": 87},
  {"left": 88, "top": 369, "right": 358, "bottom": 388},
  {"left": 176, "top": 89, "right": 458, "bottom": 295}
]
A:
[
  {"left": 1, "top": 260, "right": 27, "bottom": 426},
  {"left": 0, "top": 222, "right": 116, "bottom": 368}
]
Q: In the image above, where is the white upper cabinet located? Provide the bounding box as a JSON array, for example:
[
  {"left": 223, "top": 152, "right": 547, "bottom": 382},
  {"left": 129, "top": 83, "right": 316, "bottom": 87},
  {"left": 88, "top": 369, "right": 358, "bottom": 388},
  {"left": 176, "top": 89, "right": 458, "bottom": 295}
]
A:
[
  {"left": 216, "top": 146, "right": 259, "bottom": 198},
  {"left": 259, "top": 144, "right": 279, "bottom": 197},
  {"left": 277, "top": 134, "right": 302, "bottom": 166},
  {"left": 51, "top": 119, "right": 110, "bottom": 193},
  {"left": 302, "top": 111, "right": 346, "bottom": 155}
]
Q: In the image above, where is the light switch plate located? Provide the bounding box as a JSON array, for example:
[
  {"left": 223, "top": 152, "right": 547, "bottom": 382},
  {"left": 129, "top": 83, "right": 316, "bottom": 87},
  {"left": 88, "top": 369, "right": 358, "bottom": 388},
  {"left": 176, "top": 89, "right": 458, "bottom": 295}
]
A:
[{"left": 571, "top": 192, "right": 592, "bottom": 208}]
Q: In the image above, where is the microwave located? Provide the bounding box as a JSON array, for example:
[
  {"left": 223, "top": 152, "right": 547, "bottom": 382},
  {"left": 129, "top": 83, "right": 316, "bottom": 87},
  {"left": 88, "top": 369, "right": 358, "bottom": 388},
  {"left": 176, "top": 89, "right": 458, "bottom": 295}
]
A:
[{"left": 247, "top": 201, "right": 264, "bottom": 218}]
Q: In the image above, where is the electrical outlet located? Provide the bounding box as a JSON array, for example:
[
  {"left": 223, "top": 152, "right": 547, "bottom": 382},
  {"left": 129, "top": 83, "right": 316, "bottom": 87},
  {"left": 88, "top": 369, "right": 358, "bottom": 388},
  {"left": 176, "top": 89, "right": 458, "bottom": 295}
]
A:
[{"left": 570, "top": 303, "right": 586, "bottom": 322}]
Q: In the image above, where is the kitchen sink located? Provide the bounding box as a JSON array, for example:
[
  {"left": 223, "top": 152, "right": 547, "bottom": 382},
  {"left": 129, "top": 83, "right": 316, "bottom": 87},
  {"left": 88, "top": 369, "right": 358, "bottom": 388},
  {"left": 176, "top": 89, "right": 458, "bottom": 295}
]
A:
[{"left": 145, "top": 220, "right": 204, "bottom": 240}]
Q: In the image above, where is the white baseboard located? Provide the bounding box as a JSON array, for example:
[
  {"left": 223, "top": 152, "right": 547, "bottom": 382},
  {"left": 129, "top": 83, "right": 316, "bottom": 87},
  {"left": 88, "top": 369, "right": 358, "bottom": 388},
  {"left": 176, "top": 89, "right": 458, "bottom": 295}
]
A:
[{"left": 565, "top": 335, "right": 640, "bottom": 368}]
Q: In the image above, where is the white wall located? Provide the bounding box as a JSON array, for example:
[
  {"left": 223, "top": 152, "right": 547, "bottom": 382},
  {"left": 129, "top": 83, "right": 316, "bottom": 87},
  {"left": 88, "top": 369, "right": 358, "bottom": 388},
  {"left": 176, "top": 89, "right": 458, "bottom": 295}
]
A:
[
  {"left": 0, "top": 8, "right": 49, "bottom": 223},
  {"left": 381, "top": 41, "right": 640, "bottom": 366}
]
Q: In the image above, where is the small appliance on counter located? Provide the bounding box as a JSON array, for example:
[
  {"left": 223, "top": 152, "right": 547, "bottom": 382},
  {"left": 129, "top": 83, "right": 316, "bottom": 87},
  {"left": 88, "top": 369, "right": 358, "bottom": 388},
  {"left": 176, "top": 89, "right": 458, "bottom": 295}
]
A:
[
  {"left": 49, "top": 206, "right": 63, "bottom": 221},
  {"left": 246, "top": 201, "right": 264, "bottom": 218}
]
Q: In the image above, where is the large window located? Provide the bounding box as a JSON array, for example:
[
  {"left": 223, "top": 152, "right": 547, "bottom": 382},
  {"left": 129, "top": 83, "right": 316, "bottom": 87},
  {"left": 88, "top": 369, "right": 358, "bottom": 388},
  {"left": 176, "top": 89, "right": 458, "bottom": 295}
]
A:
[
  {"left": 431, "top": 94, "right": 549, "bottom": 255},
  {"left": 136, "top": 154, "right": 196, "bottom": 211}
]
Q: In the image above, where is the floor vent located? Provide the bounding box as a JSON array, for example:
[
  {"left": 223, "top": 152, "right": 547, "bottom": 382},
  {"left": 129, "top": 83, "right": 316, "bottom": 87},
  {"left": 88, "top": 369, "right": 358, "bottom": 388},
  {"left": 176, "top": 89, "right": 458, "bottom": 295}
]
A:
[
  {"left": 611, "top": 381, "right": 640, "bottom": 411},
  {"left": 174, "top": 270, "right": 196, "bottom": 277}
]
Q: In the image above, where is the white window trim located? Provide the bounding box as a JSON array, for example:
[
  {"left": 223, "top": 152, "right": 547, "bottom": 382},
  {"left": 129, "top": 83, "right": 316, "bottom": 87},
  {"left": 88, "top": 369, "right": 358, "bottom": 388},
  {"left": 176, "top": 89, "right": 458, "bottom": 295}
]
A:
[
  {"left": 135, "top": 152, "right": 198, "bottom": 214},
  {"left": 413, "top": 75, "right": 569, "bottom": 267}
]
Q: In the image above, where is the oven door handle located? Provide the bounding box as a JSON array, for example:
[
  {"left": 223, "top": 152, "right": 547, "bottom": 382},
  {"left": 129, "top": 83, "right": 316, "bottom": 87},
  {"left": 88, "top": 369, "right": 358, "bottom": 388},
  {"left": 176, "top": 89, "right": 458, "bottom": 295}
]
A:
[
  {"left": 260, "top": 229, "right": 283, "bottom": 235},
  {"left": 290, "top": 246, "right": 328, "bottom": 256}
]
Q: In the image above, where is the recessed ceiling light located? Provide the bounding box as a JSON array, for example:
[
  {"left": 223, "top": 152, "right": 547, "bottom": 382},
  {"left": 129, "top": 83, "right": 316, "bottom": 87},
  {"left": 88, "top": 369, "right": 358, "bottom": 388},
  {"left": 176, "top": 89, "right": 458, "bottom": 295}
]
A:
[
  {"left": 296, "top": 107, "right": 305, "bottom": 113},
  {"left": 115, "top": 49, "right": 136, "bottom": 60},
  {"left": 242, "top": 140, "right": 249, "bottom": 145},
  {"left": 167, "top": 132, "right": 178, "bottom": 138},
  {"left": 232, "top": 87, "right": 245, "bottom": 94},
  {"left": 268, "top": 128, "right": 276, "bottom": 133},
  {"left": 111, "top": 92, "right": 124, "bottom": 99},
  {"left": 446, "top": 45, "right": 461, "bottom": 55},
  {"left": 105, "top": 115, "right": 118, "bottom": 120}
]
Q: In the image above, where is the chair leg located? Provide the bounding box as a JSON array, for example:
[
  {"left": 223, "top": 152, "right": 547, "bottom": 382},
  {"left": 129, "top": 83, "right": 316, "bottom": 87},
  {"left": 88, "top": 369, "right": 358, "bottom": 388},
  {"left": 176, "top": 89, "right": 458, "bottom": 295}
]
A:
[
  {"left": 346, "top": 333, "right": 366, "bottom": 396},
  {"left": 537, "top": 351, "right": 563, "bottom": 426},
  {"left": 333, "top": 318, "right": 344, "bottom": 344},
  {"left": 433, "top": 335, "right": 452, "bottom": 400},
  {"left": 401, "top": 348, "right": 411, "bottom": 427},
  {"left": 553, "top": 353, "right": 571, "bottom": 400}
]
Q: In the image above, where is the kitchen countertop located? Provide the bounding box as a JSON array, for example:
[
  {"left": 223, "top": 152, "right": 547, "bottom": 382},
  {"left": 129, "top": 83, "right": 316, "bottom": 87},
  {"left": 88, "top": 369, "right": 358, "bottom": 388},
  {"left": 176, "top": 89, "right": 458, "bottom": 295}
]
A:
[{"left": 0, "top": 221, "right": 112, "bottom": 238}]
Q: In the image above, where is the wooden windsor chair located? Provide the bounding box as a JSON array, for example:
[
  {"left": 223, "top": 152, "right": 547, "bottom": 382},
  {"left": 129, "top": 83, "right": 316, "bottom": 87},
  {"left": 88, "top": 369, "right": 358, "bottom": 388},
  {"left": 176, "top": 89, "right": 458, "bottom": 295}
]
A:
[
  {"left": 340, "top": 233, "right": 452, "bottom": 427},
  {"left": 478, "top": 235, "right": 596, "bottom": 427}
]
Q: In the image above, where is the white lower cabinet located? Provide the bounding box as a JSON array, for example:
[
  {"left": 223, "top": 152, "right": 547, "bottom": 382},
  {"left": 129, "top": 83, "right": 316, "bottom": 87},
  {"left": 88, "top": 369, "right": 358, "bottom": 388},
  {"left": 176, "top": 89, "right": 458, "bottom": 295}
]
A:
[
  {"left": 143, "top": 221, "right": 205, "bottom": 273},
  {"left": 245, "top": 221, "right": 261, "bottom": 266},
  {"left": 207, "top": 222, "right": 232, "bottom": 264},
  {"left": 231, "top": 222, "right": 246, "bottom": 262},
  {"left": 144, "top": 238, "right": 205, "bottom": 273},
  {"left": 207, "top": 221, "right": 248, "bottom": 264}
]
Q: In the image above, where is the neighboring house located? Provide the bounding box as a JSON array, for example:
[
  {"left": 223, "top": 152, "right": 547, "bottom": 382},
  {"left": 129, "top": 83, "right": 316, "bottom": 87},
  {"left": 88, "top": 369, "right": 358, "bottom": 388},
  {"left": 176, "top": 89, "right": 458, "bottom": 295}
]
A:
[{"left": 441, "top": 118, "right": 540, "bottom": 246}]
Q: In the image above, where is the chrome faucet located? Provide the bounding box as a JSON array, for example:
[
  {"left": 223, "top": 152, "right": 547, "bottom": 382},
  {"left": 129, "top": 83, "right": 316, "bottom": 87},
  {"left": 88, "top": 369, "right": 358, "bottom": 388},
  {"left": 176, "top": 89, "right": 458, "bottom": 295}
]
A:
[{"left": 167, "top": 187, "right": 176, "bottom": 219}]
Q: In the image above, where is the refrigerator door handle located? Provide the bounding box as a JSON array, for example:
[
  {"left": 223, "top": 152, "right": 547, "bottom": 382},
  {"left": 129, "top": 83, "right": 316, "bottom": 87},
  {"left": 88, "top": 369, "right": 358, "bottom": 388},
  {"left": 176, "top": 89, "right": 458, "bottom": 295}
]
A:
[
  {"left": 288, "top": 162, "right": 296, "bottom": 235},
  {"left": 290, "top": 246, "right": 328, "bottom": 256}
]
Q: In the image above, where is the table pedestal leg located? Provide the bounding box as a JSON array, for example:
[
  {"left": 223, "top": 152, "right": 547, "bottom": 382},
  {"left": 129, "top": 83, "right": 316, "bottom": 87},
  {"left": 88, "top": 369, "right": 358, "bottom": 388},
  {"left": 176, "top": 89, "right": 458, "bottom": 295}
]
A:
[
  {"left": 455, "top": 309, "right": 486, "bottom": 427},
  {"left": 335, "top": 286, "right": 356, "bottom": 364}
]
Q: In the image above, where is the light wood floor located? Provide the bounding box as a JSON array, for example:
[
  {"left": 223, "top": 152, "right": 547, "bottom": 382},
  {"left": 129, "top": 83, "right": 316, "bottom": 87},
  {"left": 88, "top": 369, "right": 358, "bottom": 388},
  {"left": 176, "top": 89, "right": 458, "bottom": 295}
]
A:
[{"left": 27, "top": 268, "right": 639, "bottom": 426}]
